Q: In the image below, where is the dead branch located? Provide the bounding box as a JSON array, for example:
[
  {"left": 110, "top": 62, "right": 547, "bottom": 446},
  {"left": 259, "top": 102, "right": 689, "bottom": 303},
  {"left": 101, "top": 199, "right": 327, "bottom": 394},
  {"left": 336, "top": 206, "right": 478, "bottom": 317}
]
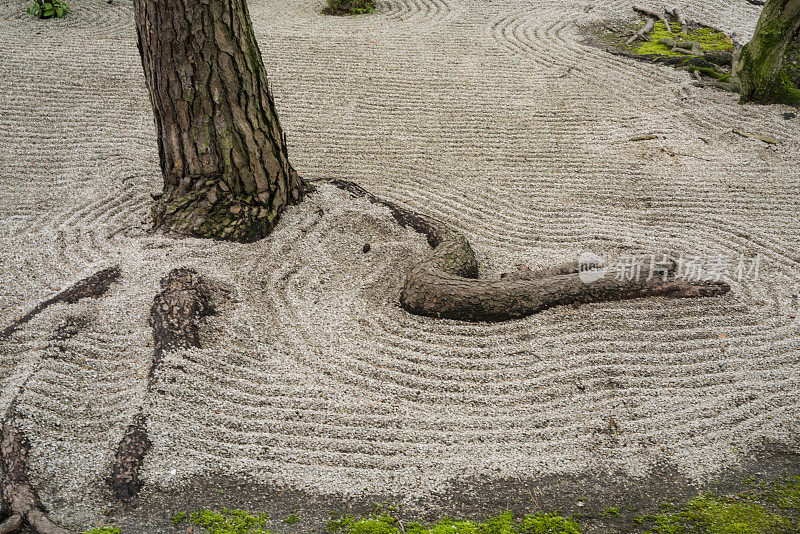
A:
[
  {"left": 633, "top": 5, "right": 670, "bottom": 29},
  {"left": 669, "top": 7, "right": 688, "bottom": 28}
]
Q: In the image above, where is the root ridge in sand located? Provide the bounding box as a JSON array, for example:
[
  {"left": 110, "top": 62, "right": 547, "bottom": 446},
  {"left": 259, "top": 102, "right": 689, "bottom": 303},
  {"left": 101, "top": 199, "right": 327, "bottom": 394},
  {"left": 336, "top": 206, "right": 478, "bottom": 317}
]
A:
[
  {"left": 0, "top": 266, "right": 121, "bottom": 342},
  {"left": 332, "top": 180, "right": 730, "bottom": 322},
  {"left": 108, "top": 268, "right": 212, "bottom": 502},
  {"left": 0, "top": 267, "right": 121, "bottom": 533}
]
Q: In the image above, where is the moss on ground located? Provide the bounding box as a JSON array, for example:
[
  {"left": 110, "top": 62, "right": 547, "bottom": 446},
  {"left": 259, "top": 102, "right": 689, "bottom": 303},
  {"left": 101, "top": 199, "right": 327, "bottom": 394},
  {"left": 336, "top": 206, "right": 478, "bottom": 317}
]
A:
[
  {"left": 632, "top": 22, "right": 733, "bottom": 56},
  {"left": 321, "top": 0, "right": 375, "bottom": 15},
  {"left": 171, "top": 508, "right": 273, "bottom": 534},
  {"left": 327, "top": 510, "right": 581, "bottom": 534},
  {"left": 88, "top": 470, "right": 800, "bottom": 534},
  {"left": 642, "top": 494, "right": 788, "bottom": 533}
]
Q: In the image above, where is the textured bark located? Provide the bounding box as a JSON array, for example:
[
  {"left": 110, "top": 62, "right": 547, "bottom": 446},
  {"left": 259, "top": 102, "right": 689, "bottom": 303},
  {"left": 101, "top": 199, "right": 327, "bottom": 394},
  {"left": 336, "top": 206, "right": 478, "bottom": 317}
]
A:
[
  {"left": 0, "top": 423, "right": 76, "bottom": 534},
  {"left": 133, "top": 0, "right": 306, "bottom": 241},
  {"left": 108, "top": 268, "right": 211, "bottom": 501},
  {"left": 0, "top": 267, "right": 120, "bottom": 341},
  {"left": 737, "top": 0, "right": 800, "bottom": 105},
  {"left": 107, "top": 413, "right": 151, "bottom": 502},
  {"left": 332, "top": 180, "right": 730, "bottom": 322}
]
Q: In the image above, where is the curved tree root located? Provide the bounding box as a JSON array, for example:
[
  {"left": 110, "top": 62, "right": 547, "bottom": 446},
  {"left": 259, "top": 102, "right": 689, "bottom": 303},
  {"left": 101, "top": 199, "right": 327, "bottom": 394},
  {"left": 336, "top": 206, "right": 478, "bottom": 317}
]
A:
[
  {"left": 108, "top": 268, "right": 211, "bottom": 502},
  {"left": 331, "top": 180, "right": 730, "bottom": 322},
  {"left": 1, "top": 423, "right": 77, "bottom": 534}
]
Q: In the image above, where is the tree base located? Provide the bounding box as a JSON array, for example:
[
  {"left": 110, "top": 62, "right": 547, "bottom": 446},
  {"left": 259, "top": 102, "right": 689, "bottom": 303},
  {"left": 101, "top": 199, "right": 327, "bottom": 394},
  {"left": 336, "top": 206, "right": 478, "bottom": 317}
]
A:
[
  {"left": 153, "top": 174, "right": 308, "bottom": 243},
  {"left": 739, "top": 69, "right": 800, "bottom": 106},
  {"left": 331, "top": 180, "right": 730, "bottom": 323}
]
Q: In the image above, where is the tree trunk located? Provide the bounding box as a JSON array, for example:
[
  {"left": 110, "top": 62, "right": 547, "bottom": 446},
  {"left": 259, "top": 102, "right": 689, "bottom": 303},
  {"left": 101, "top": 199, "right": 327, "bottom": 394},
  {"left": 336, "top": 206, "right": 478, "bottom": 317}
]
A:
[
  {"left": 737, "top": 0, "right": 800, "bottom": 105},
  {"left": 133, "top": 0, "right": 306, "bottom": 242}
]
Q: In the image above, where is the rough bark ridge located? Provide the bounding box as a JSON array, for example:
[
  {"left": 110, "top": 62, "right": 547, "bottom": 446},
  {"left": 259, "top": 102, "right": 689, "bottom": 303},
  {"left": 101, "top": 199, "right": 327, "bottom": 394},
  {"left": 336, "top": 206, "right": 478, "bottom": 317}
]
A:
[
  {"left": 332, "top": 180, "right": 730, "bottom": 322},
  {"left": 737, "top": 0, "right": 800, "bottom": 105},
  {"left": 133, "top": 0, "right": 306, "bottom": 242},
  {"left": 108, "top": 268, "right": 211, "bottom": 502},
  {"left": 0, "top": 267, "right": 121, "bottom": 341}
]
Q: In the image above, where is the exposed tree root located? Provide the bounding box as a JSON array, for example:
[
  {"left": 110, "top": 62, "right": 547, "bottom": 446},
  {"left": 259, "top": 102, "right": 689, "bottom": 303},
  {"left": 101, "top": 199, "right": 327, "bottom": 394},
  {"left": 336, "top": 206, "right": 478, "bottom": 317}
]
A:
[
  {"left": 107, "top": 413, "right": 152, "bottom": 502},
  {"left": 633, "top": 5, "right": 670, "bottom": 31},
  {"left": 670, "top": 7, "right": 688, "bottom": 28},
  {"left": 1, "top": 417, "right": 77, "bottom": 534},
  {"left": 0, "top": 267, "right": 123, "bottom": 533},
  {"left": 0, "top": 266, "right": 121, "bottom": 341},
  {"left": 627, "top": 17, "right": 654, "bottom": 45},
  {"left": 331, "top": 180, "right": 730, "bottom": 322},
  {"left": 107, "top": 268, "right": 211, "bottom": 502}
]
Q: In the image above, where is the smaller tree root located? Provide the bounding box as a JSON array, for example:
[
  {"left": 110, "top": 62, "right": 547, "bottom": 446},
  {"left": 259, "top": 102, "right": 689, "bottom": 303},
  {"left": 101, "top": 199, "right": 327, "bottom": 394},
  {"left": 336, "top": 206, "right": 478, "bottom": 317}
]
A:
[
  {"left": 627, "top": 17, "right": 655, "bottom": 45},
  {"left": 1, "top": 424, "right": 77, "bottom": 534},
  {"left": 670, "top": 7, "right": 688, "bottom": 28},
  {"left": 331, "top": 180, "right": 730, "bottom": 322},
  {"left": 0, "top": 266, "right": 121, "bottom": 341},
  {"left": 0, "top": 515, "right": 22, "bottom": 534},
  {"left": 107, "top": 268, "right": 212, "bottom": 502},
  {"left": 633, "top": 5, "right": 670, "bottom": 30}
]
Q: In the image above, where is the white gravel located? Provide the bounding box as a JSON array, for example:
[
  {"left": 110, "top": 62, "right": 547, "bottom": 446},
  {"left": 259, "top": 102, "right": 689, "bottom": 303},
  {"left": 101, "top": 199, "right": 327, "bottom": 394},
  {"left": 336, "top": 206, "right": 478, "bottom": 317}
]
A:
[{"left": 1, "top": 0, "right": 800, "bottom": 528}]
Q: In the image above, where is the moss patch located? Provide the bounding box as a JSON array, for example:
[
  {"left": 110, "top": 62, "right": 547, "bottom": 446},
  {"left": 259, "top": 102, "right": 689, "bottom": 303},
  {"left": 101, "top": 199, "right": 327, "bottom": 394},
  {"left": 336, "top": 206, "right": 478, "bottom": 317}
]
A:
[
  {"left": 172, "top": 508, "right": 273, "bottom": 534},
  {"left": 327, "top": 510, "right": 582, "bottom": 534},
  {"left": 83, "top": 528, "right": 121, "bottom": 534},
  {"left": 643, "top": 494, "right": 788, "bottom": 533},
  {"left": 632, "top": 21, "right": 733, "bottom": 56},
  {"left": 322, "top": 0, "right": 375, "bottom": 15}
]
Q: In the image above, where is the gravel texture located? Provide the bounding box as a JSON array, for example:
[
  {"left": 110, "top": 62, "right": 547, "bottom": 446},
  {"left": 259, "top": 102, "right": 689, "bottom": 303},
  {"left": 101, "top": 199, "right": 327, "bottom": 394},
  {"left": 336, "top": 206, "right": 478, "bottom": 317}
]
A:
[{"left": 1, "top": 0, "right": 800, "bottom": 528}]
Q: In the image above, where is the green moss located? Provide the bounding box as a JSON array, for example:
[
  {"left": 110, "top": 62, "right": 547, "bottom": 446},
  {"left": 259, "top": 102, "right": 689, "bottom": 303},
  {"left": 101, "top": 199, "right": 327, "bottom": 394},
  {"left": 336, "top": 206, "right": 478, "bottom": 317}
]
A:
[
  {"left": 518, "top": 513, "right": 581, "bottom": 534},
  {"left": 632, "top": 22, "right": 733, "bottom": 56},
  {"left": 83, "top": 528, "right": 120, "bottom": 534},
  {"left": 322, "top": 0, "right": 375, "bottom": 15},
  {"left": 285, "top": 512, "right": 302, "bottom": 525},
  {"left": 601, "top": 507, "right": 622, "bottom": 518},
  {"left": 328, "top": 511, "right": 580, "bottom": 534},
  {"left": 764, "top": 475, "right": 800, "bottom": 511},
  {"left": 645, "top": 494, "right": 787, "bottom": 534},
  {"left": 186, "top": 508, "right": 273, "bottom": 534}
]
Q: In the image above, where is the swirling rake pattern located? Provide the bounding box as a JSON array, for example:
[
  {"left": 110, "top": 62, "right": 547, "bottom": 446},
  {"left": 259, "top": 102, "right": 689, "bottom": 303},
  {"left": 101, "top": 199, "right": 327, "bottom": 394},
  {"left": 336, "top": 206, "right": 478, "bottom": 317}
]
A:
[{"left": 1, "top": 0, "right": 800, "bottom": 526}]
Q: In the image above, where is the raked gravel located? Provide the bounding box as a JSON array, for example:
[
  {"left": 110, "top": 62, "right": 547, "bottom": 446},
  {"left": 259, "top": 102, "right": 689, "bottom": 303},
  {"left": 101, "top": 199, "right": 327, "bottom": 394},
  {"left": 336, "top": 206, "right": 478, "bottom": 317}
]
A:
[{"left": 1, "top": 0, "right": 800, "bottom": 527}]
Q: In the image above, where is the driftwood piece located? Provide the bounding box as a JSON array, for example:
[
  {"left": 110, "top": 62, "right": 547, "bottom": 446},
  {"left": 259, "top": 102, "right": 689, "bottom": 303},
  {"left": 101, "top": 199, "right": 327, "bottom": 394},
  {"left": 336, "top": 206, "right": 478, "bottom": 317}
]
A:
[
  {"left": 331, "top": 180, "right": 729, "bottom": 322},
  {"left": 732, "top": 128, "right": 778, "bottom": 144},
  {"left": 107, "top": 268, "right": 211, "bottom": 502}
]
